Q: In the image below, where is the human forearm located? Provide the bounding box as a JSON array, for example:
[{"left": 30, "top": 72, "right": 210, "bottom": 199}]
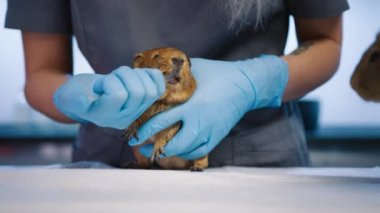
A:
[
  {"left": 25, "top": 71, "right": 74, "bottom": 123},
  {"left": 281, "top": 16, "right": 343, "bottom": 102},
  {"left": 282, "top": 38, "right": 341, "bottom": 101},
  {"left": 22, "top": 32, "right": 75, "bottom": 123}
]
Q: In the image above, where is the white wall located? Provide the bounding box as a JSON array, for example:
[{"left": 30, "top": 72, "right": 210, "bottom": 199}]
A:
[{"left": 0, "top": 0, "right": 379, "bottom": 127}]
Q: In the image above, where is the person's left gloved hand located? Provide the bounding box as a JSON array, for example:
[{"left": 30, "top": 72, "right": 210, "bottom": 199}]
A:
[{"left": 128, "top": 55, "right": 289, "bottom": 160}]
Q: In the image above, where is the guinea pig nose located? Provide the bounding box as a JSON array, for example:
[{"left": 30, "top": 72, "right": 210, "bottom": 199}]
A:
[{"left": 172, "top": 58, "right": 184, "bottom": 66}]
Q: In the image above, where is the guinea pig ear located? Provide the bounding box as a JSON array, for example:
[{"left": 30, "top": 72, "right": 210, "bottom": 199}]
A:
[
  {"left": 133, "top": 53, "right": 144, "bottom": 68},
  {"left": 186, "top": 55, "right": 191, "bottom": 67}
]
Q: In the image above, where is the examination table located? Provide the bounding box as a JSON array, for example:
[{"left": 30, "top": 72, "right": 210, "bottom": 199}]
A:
[{"left": 0, "top": 165, "right": 379, "bottom": 213}]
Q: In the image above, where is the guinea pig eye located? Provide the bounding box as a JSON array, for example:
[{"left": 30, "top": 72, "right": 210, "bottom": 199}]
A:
[
  {"left": 153, "top": 54, "right": 160, "bottom": 60},
  {"left": 172, "top": 58, "right": 184, "bottom": 65},
  {"left": 172, "top": 58, "right": 178, "bottom": 65},
  {"left": 369, "top": 51, "right": 380, "bottom": 63}
]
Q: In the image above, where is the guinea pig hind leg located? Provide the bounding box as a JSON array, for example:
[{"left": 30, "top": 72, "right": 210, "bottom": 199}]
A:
[
  {"left": 151, "top": 125, "right": 181, "bottom": 162},
  {"left": 190, "top": 155, "right": 208, "bottom": 172}
]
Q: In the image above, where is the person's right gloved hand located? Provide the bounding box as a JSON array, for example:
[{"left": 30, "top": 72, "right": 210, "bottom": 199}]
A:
[{"left": 53, "top": 66, "right": 165, "bottom": 129}]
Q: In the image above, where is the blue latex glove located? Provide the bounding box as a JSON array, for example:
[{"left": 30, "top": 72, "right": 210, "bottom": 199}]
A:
[
  {"left": 53, "top": 66, "right": 165, "bottom": 129},
  {"left": 128, "top": 55, "right": 288, "bottom": 160}
]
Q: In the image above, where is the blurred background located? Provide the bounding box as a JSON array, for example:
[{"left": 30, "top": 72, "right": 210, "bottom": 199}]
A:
[{"left": 0, "top": 0, "right": 379, "bottom": 167}]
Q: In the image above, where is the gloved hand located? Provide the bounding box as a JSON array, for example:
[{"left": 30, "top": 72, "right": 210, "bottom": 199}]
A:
[
  {"left": 128, "top": 55, "right": 288, "bottom": 160},
  {"left": 53, "top": 66, "right": 165, "bottom": 129}
]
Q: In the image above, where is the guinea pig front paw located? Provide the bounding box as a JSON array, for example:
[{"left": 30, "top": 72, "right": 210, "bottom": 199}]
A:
[{"left": 122, "top": 126, "right": 139, "bottom": 141}]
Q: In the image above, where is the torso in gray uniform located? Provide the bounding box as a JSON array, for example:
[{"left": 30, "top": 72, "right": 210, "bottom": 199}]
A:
[{"left": 5, "top": 0, "right": 349, "bottom": 167}]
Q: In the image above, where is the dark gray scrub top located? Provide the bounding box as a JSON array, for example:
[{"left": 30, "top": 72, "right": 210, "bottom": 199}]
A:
[{"left": 6, "top": 0, "right": 349, "bottom": 167}]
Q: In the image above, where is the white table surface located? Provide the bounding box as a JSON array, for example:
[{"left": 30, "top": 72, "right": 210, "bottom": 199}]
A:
[{"left": 0, "top": 166, "right": 379, "bottom": 213}]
